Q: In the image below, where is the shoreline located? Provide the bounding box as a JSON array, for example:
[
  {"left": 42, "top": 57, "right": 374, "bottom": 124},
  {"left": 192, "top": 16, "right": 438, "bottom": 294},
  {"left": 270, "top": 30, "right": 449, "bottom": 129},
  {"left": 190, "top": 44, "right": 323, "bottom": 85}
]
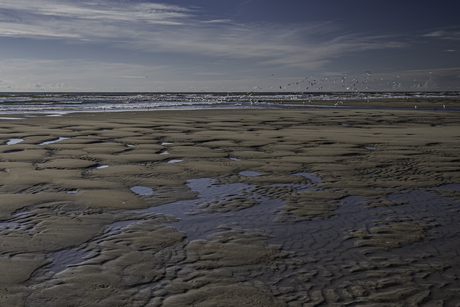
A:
[
  {"left": 1, "top": 108, "right": 459, "bottom": 306},
  {"left": 0, "top": 96, "right": 459, "bottom": 116}
]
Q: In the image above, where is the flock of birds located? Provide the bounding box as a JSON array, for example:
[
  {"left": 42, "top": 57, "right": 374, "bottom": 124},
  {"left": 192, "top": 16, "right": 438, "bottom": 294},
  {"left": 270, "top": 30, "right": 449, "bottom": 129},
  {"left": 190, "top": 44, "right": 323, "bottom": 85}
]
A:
[
  {"left": 265, "top": 70, "right": 433, "bottom": 93},
  {"left": 227, "top": 70, "right": 439, "bottom": 107}
]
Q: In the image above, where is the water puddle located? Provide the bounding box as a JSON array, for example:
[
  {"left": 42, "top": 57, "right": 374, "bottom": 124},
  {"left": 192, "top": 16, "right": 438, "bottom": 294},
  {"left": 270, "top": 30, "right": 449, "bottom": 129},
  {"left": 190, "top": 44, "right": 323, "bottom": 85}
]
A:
[
  {"left": 48, "top": 249, "right": 91, "bottom": 275},
  {"left": 292, "top": 172, "right": 322, "bottom": 183},
  {"left": 131, "top": 179, "right": 368, "bottom": 257},
  {"left": 161, "top": 142, "right": 173, "bottom": 145},
  {"left": 133, "top": 179, "right": 270, "bottom": 240},
  {"left": 126, "top": 144, "right": 134, "bottom": 147},
  {"left": 108, "top": 220, "right": 142, "bottom": 231},
  {"left": 130, "top": 186, "right": 153, "bottom": 195},
  {"left": 0, "top": 222, "right": 15, "bottom": 229},
  {"left": 341, "top": 123, "right": 350, "bottom": 126},
  {"left": 12, "top": 211, "right": 29, "bottom": 217},
  {"left": 39, "top": 137, "right": 69, "bottom": 145},
  {"left": 6, "top": 138, "right": 24, "bottom": 145},
  {"left": 66, "top": 190, "right": 78, "bottom": 194},
  {"left": 230, "top": 158, "right": 241, "bottom": 161},
  {"left": 431, "top": 184, "right": 460, "bottom": 191},
  {"left": 159, "top": 150, "right": 169, "bottom": 155},
  {"left": 95, "top": 165, "right": 109, "bottom": 170},
  {"left": 365, "top": 146, "right": 377, "bottom": 150},
  {"left": 239, "top": 171, "right": 260, "bottom": 177},
  {"left": 168, "top": 159, "right": 183, "bottom": 163}
]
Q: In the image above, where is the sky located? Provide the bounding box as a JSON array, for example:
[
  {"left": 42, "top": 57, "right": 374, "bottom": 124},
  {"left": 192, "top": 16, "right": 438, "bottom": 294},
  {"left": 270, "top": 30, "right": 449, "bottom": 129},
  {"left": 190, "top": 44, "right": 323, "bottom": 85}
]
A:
[{"left": 0, "top": 0, "right": 459, "bottom": 92}]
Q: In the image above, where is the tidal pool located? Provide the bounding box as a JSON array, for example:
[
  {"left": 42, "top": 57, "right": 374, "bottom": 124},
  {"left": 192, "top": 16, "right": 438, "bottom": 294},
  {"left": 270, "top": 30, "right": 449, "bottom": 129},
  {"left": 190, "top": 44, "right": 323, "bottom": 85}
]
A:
[
  {"left": 0, "top": 222, "right": 15, "bottom": 229},
  {"left": 39, "top": 137, "right": 69, "bottom": 145},
  {"left": 130, "top": 186, "right": 154, "bottom": 195},
  {"left": 6, "top": 138, "right": 24, "bottom": 145},
  {"left": 95, "top": 165, "right": 109, "bottom": 170},
  {"left": 239, "top": 171, "right": 260, "bottom": 177}
]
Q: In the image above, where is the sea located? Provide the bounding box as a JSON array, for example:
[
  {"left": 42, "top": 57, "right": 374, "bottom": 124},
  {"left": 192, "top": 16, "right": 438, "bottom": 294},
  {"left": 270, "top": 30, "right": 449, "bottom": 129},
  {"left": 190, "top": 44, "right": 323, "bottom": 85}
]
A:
[{"left": 0, "top": 91, "right": 459, "bottom": 114}]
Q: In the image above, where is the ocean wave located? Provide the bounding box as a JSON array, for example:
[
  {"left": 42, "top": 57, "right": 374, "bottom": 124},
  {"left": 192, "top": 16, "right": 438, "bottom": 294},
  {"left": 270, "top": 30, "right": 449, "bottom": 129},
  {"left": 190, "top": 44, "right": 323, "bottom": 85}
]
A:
[{"left": 0, "top": 91, "right": 458, "bottom": 114}]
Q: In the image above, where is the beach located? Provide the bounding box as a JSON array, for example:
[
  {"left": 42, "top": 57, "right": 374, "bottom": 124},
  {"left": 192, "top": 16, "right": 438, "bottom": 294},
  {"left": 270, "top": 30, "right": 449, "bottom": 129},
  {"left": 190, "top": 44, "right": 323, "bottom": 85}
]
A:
[{"left": 1, "top": 108, "right": 460, "bottom": 306}]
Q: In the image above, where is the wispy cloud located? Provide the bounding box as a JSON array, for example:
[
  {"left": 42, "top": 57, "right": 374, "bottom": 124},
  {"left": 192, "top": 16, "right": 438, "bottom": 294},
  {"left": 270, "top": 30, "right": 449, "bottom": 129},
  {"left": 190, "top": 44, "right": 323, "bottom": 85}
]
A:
[
  {"left": 0, "top": 0, "right": 406, "bottom": 70},
  {"left": 423, "top": 27, "right": 460, "bottom": 41}
]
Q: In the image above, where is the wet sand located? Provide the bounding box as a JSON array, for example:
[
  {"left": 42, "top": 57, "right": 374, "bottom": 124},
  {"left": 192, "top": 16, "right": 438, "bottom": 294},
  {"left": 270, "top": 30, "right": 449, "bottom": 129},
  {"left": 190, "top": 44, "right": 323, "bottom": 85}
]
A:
[{"left": 0, "top": 108, "right": 459, "bottom": 306}]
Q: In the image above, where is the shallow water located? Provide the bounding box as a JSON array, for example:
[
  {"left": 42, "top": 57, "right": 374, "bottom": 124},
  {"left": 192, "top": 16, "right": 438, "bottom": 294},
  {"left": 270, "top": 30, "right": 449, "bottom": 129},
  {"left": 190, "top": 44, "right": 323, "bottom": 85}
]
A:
[
  {"left": 239, "top": 171, "right": 261, "bottom": 177},
  {"left": 431, "top": 183, "right": 460, "bottom": 191},
  {"left": 0, "top": 222, "right": 15, "bottom": 229},
  {"left": 5, "top": 138, "right": 24, "bottom": 145},
  {"left": 39, "top": 137, "right": 69, "bottom": 145},
  {"left": 48, "top": 249, "right": 91, "bottom": 275},
  {"left": 130, "top": 186, "right": 153, "bottom": 195},
  {"left": 109, "top": 220, "right": 142, "bottom": 231},
  {"left": 167, "top": 159, "right": 183, "bottom": 163},
  {"left": 128, "top": 178, "right": 460, "bottom": 267}
]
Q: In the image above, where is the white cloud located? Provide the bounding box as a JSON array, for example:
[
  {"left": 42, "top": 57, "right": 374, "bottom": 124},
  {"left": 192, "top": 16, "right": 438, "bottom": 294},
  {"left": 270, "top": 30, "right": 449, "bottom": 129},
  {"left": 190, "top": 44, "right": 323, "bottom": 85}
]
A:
[{"left": 423, "top": 28, "right": 460, "bottom": 41}]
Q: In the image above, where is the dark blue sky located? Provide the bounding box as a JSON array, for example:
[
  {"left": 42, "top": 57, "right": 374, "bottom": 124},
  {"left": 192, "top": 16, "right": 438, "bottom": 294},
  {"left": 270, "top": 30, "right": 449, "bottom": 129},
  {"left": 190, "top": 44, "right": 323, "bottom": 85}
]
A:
[{"left": 0, "top": 0, "right": 459, "bottom": 91}]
